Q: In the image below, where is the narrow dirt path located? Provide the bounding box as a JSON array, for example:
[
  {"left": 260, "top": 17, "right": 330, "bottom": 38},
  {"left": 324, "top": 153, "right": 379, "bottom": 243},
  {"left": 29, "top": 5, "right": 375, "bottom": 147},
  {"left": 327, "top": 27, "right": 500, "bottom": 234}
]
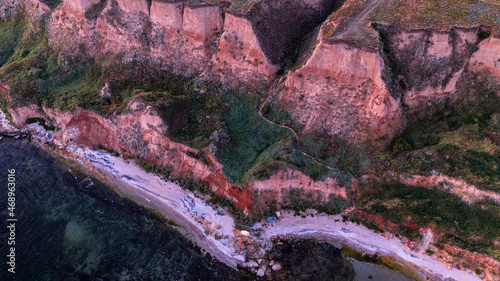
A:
[
  {"left": 258, "top": 80, "right": 358, "bottom": 210},
  {"left": 418, "top": 228, "right": 434, "bottom": 254},
  {"left": 257, "top": 79, "right": 344, "bottom": 173},
  {"left": 333, "top": 0, "right": 386, "bottom": 39}
]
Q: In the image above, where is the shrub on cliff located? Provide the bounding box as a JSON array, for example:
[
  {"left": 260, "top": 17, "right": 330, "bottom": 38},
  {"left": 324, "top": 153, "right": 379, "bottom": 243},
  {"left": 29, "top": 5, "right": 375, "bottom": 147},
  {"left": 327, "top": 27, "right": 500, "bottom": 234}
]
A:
[
  {"left": 381, "top": 71, "right": 500, "bottom": 192},
  {"left": 357, "top": 181, "right": 500, "bottom": 256},
  {"left": 0, "top": 15, "right": 25, "bottom": 67}
]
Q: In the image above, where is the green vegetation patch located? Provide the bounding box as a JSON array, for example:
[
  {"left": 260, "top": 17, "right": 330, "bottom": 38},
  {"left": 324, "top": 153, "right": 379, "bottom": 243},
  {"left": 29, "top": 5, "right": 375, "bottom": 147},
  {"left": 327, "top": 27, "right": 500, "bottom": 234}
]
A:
[
  {"left": 217, "top": 94, "right": 349, "bottom": 186},
  {"left": 384, "top": 72, "right": 500, "bottom": 192},
  {"left": 0, "top": 14, "right": 110, "bottom": 112},
  {"left": 0, "top": 88, "right": 10, "bottom": 118},
  {"left": 400, "top": 143, "right": 500, "bottom": 191},
  {"left": 0, "top": 14, "right": 26, "bottom": 67},
  {"left": 371, "top": 0, "right": 500, "bottom": 33},
  {"left": 26, "top": 117, "right": 55, "bottom": 131},
  {"left": 97, "top": 144, "right": 120, "bottom": 157},
  {"left": 357, "top": 181, "right": 500, "bottom": 257},
  {"left": 280, "top": 188, "right": 349, "bottom": 215},
  {"left": 137, "top": 160, "right": 173, "bottom": 179},
  {"left": 152, "top": 84, "right": 225, "bottom": 149},
  {"left": 217, "top": 94, "right": 292, "bottom": 184},
  {"left": 0, "top": 13, "right": 196, "bottom": 115}
]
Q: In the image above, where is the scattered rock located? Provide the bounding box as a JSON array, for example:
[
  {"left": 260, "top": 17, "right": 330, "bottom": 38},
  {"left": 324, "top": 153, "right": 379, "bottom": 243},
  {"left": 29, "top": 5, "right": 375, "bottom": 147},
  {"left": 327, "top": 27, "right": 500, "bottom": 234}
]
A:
[
  {"left": 247, "top": 244, "right": 256, "bottom": 253},
  {"left": 256, "top": 268, "right": 265, "bottom": 277},
  {"left": 246, "top": 260, "right": 258, "bottom": 268},
  {"left": 100, "top": 81, "right": 114, "bottom": 99}
]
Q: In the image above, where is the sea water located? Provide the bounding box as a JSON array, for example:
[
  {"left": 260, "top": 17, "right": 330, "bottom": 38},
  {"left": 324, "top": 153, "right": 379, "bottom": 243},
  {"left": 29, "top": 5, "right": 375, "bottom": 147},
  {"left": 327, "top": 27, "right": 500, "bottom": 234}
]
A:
[
  {"left": 0, "top": 139, "right": 412, "bottom": 281},
  {"left": 0, "top": 139, "right": 253, "bottom": 281}
]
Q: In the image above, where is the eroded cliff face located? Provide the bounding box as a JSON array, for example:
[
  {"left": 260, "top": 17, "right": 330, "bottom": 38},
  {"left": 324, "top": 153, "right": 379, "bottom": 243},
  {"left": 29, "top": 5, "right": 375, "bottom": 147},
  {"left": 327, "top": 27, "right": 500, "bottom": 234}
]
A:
[
  {"left": 45, "top": 0, "right": 348, "bottom": 86},
  {"left": 376, "top": 25, "right": 483, "bottom": 116},
  {"left": 274, "top": 30, "right": 403, "bottom": 146},
  {"left": 211, "top": 13, "right": 278, "bottom": 85},
  {"left": 65, "top": 0, "right": 100, "bottom": 13},
  {"left": 47, "top": 0, "right": 279, "bottom": 83},
  {"left": 9, "top": 101, "right": 253, "bottom": 210},
  {"left": 250, "top": 168, "right": 348, "bottom": 206},
  {"left": 469, "top": 36, "right": 500, "bottom": 81},
  {"left": 275, "top": 20, "right": 500, "bottom": 147},
  {"left": 9, "top": 102, "right": 349, "bottom": 212},
  {"left": 8, "top": 0, "right": 500, "bottom": 148}
]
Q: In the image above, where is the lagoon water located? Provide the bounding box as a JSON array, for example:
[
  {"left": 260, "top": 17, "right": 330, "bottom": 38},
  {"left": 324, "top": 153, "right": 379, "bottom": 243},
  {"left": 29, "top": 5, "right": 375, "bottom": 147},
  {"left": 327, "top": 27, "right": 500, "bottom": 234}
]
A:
[{"left": 0, "top": 139, "right": 412, "bottom": 281}]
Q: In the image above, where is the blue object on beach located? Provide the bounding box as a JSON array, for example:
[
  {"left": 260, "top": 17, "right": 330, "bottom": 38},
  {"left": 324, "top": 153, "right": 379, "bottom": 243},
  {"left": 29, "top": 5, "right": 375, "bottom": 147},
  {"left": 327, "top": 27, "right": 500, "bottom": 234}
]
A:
[{"left": 267, "top": 217, "right": 277, "bottom": 222}]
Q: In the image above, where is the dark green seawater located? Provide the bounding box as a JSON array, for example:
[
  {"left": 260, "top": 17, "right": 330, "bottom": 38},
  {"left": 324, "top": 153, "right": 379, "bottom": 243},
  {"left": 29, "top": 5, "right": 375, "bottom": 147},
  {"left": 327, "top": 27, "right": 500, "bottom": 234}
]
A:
[
  {"left": 0, "top": 139, "right": 253, "bottom": 281},
  {"left": 0, "top": 139, "right": 413, "bottom": 281}
]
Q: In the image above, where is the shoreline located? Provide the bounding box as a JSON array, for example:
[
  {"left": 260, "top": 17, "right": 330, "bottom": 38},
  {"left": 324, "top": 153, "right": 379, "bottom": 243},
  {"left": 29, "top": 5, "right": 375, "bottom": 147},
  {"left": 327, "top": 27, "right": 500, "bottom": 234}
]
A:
[
  {"left": 68, "top": 146, "right": 247, "bottom": 269},
  {"left": 0, "top": 113, "right": 482, "bottom": 280},
  {"left": 62, "top": 145, "right": 482, "bottom": 281}
]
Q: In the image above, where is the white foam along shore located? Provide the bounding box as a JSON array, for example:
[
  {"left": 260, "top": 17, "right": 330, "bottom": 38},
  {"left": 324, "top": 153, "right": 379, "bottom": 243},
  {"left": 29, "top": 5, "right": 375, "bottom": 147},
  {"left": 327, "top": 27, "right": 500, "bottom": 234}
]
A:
[
  {"left": 0, "top": 113, "right": 482, "bottom": 280},
  {"left": 67, "top": 145, "right": 247, "bottom": 269},
  {"left": 68, "top": 146, "right": 480, "bottom": 281}
]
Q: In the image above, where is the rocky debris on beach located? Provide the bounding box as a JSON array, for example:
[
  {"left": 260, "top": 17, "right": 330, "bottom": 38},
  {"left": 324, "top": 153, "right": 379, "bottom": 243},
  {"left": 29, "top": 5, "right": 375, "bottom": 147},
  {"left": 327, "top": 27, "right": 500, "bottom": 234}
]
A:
[
  {"left": 187, "top": 211, "right": 288, "bottom": 278},
  {"left": 26, "top": 123, "right": 53, "bottom": 143},
  {"left": 244, "top": 235, "right": 355, "bottom": 280},
  {"left": 0, "top": 111, "right": 54, "bottom": 143},
  {"left": 0, "top": 129, "right": 31, "bottom": 139}
]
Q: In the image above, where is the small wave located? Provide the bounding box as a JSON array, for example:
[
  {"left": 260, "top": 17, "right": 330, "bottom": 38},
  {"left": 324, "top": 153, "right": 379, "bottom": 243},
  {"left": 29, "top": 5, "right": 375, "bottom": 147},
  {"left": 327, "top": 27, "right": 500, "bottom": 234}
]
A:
[{"left": 78, "top": 176, "right": 94, "bottom": 189}]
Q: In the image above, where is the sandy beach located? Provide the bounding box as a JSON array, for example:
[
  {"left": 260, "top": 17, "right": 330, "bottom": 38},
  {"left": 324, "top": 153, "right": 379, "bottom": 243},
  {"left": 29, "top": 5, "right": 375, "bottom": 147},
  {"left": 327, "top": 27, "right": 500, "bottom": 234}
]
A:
[
  {"left": 262, "top": 213, "right": 481, "bottom": 280},
  {"left": 67, "top": 145, "right": 480, "bottom": 281},
  {"left": 0, "top": 113, "right": 482, "bottom": 280},
  {"left": 66, "top": 145, "right": 247, "bottom": 269}
]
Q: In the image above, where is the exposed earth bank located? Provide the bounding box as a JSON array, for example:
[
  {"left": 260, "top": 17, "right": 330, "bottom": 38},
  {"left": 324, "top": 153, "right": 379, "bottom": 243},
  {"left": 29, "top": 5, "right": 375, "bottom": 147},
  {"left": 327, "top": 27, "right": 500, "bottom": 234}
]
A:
[
  {"left": 2, "top": 111, "right": 498, "bottom": 281},
  {"left": 1, "top": 0, "right": 500, "bottom": 279},
  {"left": 4, "top": 0, "right": 499, "bottom": 146},
  {"left": 0, "top": 116, "right": 481, "bottom": 281}
]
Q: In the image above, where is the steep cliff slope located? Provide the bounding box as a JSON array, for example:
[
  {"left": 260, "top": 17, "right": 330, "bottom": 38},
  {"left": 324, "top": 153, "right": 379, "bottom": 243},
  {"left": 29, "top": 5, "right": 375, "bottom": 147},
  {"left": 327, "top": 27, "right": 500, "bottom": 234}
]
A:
[
  {"left": 7, "top": 100, "right": 351, "bottom": 220},
  {"left": 11, "top": 0, "right": 499, "bottom": 147},
  {"left": 1, "top": 0, "right": 500, "bottom": 278},
  {"left": 275, "top": 0, "right": 500, "bottom": 147},
  {"left": 44, "top": 0, "right": 345, "bottom": 86}
]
